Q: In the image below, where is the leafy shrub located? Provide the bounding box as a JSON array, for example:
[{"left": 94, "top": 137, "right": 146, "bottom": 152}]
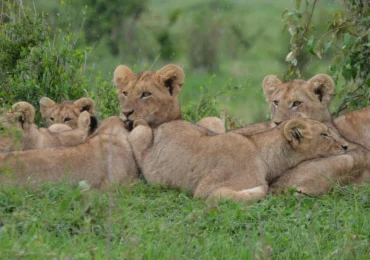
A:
[
  {"left": 0, "top": 1, "right": 117, "bottom": 124},
  {"left": 83, "top": 0, "right": 148, "bottom": 56},
  {"left": 88, "top": 71, "right": 120, "bottom": 119},
  {"left": 182, "top": 76, "right": 243, "bottom": 129},
  {"left": 283, "top": 0, "right": 370, "bottom": 113}
]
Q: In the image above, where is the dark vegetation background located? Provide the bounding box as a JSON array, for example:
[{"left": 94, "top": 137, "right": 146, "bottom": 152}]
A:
[{"left": 1, "top": 0, "right": 368, "bottom": 126}]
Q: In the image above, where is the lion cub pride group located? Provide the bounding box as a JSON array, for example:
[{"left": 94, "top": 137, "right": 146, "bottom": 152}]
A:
[{"left": 0, "top": 64, "right": 369, "bottom": 202}]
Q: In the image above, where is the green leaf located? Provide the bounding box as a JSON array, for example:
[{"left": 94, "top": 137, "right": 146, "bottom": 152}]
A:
[
  {"left": 281, "top": 9, "right": 288, "bottom": 18},
  {"left": 343, "top": 33, "right": 351, "bottom": 47},
  {"left": 307, "top": 38, "right": 314, "bottom": 54}
]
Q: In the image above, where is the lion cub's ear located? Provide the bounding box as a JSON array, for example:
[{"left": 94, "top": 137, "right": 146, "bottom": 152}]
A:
[
  {"left": 74, "top": 98, "right": 95, "bottom": 114},
  {"left": 10, "top": 102, "right": 35, "bottom": 130},
  {"left": 284, "top": 119, "right": 312, "bottom": 148},
  {"left": 306, "top": 74, "right": 334, "bottom": 104},
  {"left": 262, "top": 75, "right": 282, "bottom": 101},
  {"left": 77, "top": 111, "right": 92, "bottom": 133},
  {"left": 114, "top": 65, "right": 133, "bottom": 89},
  {"left": 156, "top": 64, "right": 185, "bottom": 97},
  {"left": 39, "top": 97, "right": 56, "bottom": 119}
]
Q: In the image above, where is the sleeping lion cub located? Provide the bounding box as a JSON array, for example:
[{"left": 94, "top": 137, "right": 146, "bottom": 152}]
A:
[
  {"left": 129, "top": 118, "right": 348, "bottom": 203},
  {"left": 258, "top": 74, "right": 370, "bottom": 195},
  {"left": 0, "top": 102, "right": 94, "bottom": 152}
]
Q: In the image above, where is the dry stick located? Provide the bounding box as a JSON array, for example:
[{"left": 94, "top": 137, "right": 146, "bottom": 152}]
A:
[
  {"left": 289, "top": 0, "right": 318, "bottom": 78},
  {"left": 302, "top": 0, "right": 318, "bottom": 36},
  {"left": 258, "top": 214, "right": 269, "bottom": 260},
  {"left": 149, "top": 53, "right": 161, "bottom": 70},
  {"left": 105, "top": 129, "right": 114, "bottom": 260},
  {"left": 245, "top": 224, "right": 256, "bottom": 259}
]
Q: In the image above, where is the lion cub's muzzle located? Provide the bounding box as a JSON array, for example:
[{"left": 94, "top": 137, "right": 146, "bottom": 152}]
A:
[
  {"left": 120, "top": 110, "right": 135, "bottom": 131},
  {"left": 332, "top": 142, "right": 349, "bottom": 155}
]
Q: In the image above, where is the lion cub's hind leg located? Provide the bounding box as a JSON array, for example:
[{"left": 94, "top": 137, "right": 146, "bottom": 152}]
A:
[
  {"left": 198, "top": 185, "right": 268, "bottom": 203},
  {"left": 196, "top": 117, "right": 225, "bottom": 134}
]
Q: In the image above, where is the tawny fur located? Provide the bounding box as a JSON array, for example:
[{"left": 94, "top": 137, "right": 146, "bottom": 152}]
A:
[
  {"left": 114, "top": 64, "right": 223, "bottom": 132},
  {"left": 243, "top": 74, "right": 370, "bottom": 195},
  {"left": 40, "top": 97, "right": 95, "bottom": 129},
  {"left": 269, "top": 149, "right": 370, "bottom": 195},
  {"left": 129, "top": 118, "right": 347, "bottom": 203},
  {"left": 114, "top": 64, "right": 184, "bottom": 130},
  {"left": 196, "top": 117, "right": 225, "bottom": 134},
  {"left": 0, "top": 64, "right": 219, "bottom": 189},
  {"left": 0, "top": 116, "right": 137, "bottom": 189},
  {"left": 0, "top": 102, "right": 92, "bottom": 152}
]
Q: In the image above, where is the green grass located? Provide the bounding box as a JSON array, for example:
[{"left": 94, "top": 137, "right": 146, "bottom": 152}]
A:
[
  {"left": 0, "top": 181, "right": 369, "bottom": 259},
  {"left": 3, "top": 2, "right": 369, "bottom": 258}
]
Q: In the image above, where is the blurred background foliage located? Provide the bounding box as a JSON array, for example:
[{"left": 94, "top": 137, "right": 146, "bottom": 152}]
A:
[{"left": 0, "top": 0, "right": 368, "bottom": 125}]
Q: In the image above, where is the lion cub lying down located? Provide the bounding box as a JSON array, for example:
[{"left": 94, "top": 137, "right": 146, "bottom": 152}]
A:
[
  {"left": 0, "top": 102, "right": 95, "bottom": 152},
  {"left": 0, "top": 116, "right": 137, "bottom": 189},
  {"left": 0, "top": 63, "right": 190, "bottom": 189},
  {"left": 129, "top": 118, "right": 348, "bottom": 202}
]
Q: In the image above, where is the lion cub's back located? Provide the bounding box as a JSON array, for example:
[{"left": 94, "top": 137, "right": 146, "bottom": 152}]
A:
[{"left": 143, "top": 120, "right": 257, "bottom": 190}]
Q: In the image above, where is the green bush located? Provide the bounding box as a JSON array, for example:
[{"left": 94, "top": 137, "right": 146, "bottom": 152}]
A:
[
  {"left": 0, "top": 1, "right": 116, "bottom": 123},
  {"left": 283, "top": 0, "right": 370, "bottom": 113},
  {"left": 182, "top": 76, "right": 244, "bottom": 127},
  {"left": 88, "top": 71, "right": 120, "bottom": 119}
]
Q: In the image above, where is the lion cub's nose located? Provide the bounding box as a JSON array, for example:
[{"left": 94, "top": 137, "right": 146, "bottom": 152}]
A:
[
  {"left": 123, "top": 110, "right": 134, "bottom": 118},
  {"left": 341, "top": 144, "right": 348, "bottom": 151},
  {"left": 274, "top": 121, "right": 282, "bottom": 126}
]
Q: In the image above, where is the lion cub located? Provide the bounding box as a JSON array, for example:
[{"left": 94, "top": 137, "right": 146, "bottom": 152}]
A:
[
  {"left": 129, "top": 119, "right": 348, "bottom": 202},
  {"left": 39, "top": 96, "right": 95, "bottom": 129},
  {"left": 0, "top": 117, "right": 137, "bottom": 189},
  {"left": 0, "top": 64, "right": 188, "bottom": 189},
  {"left": 0, "top": 102, "right": 94, "bottom": 152}
]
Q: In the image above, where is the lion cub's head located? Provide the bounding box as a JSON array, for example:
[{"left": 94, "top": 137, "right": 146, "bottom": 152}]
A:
[
  {"left": 40, "top": 97, "right": 95, "bottom": 129},
  {"left": 263, "top": 74, "right": 334, "bottom": 127},
  {"left": 0, "top": 102, "right": 95, "bottom": 152},
  {"left": 114, "top": 64, "right": 184, "bottom": 130},
  {"left": 0, "top": 102, "right": 35, "bottom": 152},
  {"left": 282, "top": 118, "right": 348, "bottom": 157}
]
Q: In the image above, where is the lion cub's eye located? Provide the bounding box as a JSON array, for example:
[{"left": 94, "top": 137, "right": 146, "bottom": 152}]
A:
[
  {"left": 50, "top": 117, "right": 54, "bottom": 121},
  {"left": 320, "top": 133, "right": 329, "bottom": 137},
  {"left": 122, "top": 91, "right": 128, "bottom": 97},
  {"left": 141, "top": 92, "right": 152, "bottom": 99},
  {"left": 273, "top": 100, "right": 279, "bottom": 106},
  {"left": 64, "top": 117, "right": 71, "bottom": 123},
  {"left": 292, "top": 101, "right": 302, "bottom": 107}
]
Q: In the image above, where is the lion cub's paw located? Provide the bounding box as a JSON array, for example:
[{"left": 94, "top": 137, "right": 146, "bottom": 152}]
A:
[{"left": 133, "top": 119, "right": 149, "bottom": 128}]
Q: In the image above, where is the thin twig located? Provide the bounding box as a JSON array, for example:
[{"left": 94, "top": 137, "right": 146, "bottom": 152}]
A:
[
  {"left": 317, "top": 23, "right": 354, "bottom": 43},
  {"left": 300, "top": 0, "right": 318, "bottom": 44},
  {"left": 149, "top": 53, "right": 161, "bottom": 70}
]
